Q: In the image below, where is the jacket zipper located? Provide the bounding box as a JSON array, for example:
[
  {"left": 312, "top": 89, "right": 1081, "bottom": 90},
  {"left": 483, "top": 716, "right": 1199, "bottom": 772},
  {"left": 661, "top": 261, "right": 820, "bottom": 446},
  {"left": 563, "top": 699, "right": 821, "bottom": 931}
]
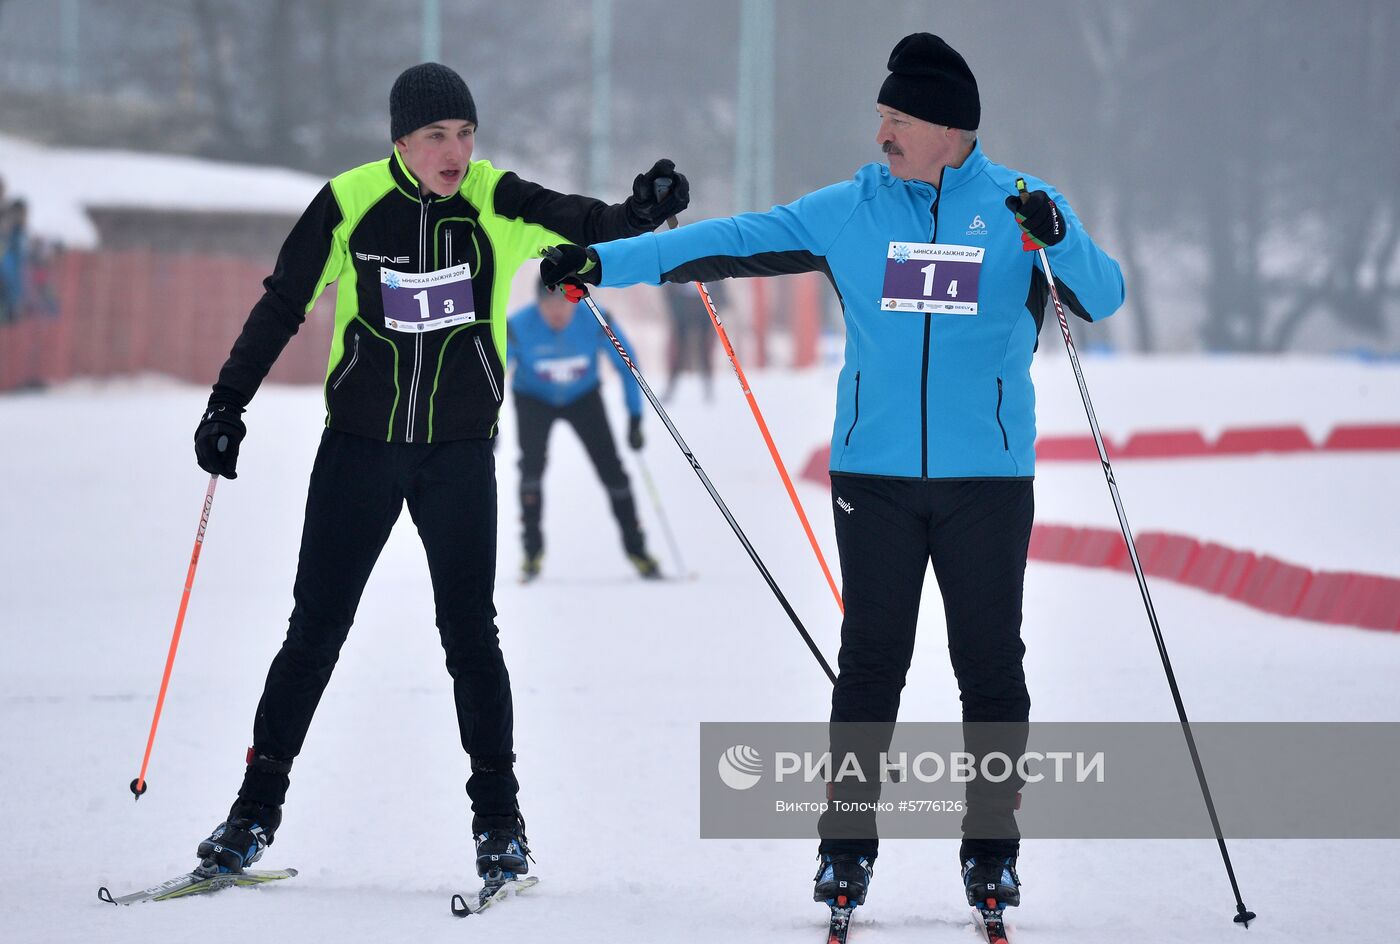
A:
[
  {"left": 995, "top": 377, "right": 1009, "bottom": 451},
  {"left": 405, "top": 193, "right": 430, "bottom": 442},
  {"left": 474, "top": 335, "right": 501, "bottom": 402},
  {"left": 844, "top": 371, "right": 861, "bottom": 446},
  {"left": 921, "top": 180, "right": 940, "bottom": 479},
  {"left": 331, "top": 331, "right": 360, "bottom": 390}
]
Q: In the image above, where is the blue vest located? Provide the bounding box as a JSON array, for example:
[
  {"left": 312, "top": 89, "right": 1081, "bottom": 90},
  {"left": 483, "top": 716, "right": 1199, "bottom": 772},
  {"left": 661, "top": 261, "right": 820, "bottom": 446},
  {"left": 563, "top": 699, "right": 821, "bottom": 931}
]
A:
[{"left": 594, "top": 143, "right": 1124, "bottom": 479}]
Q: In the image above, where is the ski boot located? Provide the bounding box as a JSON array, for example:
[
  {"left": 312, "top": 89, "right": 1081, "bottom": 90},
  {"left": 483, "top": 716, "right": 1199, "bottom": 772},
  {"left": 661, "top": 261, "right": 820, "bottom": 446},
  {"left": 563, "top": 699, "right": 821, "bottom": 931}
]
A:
[
  {"left": 816, "top": 854, "right": 872, "bottom": 944},
  {"left": 520, "top": 552, "right": 543, "bottom": 583},
  {"left": 628, "top": 552, "right": 663, "bottom": 580},
  {"left": 474, "top": 820, "right": 532, "bottom": 886},
  {"left": 962, "top": 855, "right": 1020, "bottom": 909},
  {"left": 813, "top": 853, "right": 873, "bottom": 908},
  {"left": 196, "top": 809, "right": 277, "bottom": 875}
]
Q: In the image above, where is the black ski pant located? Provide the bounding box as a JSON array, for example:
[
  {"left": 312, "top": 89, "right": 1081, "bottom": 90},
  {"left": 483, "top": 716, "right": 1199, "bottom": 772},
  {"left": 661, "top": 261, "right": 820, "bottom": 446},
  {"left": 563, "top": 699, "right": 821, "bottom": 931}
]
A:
[
  {"left": 817, "top": 474, "right": 1034, "bottom": 866},
  {"left": 515, "top": 388, "right": 645, "bottom": 559},
  {"left": 234, "top": 429, "right": 519, "bottom": 834}
]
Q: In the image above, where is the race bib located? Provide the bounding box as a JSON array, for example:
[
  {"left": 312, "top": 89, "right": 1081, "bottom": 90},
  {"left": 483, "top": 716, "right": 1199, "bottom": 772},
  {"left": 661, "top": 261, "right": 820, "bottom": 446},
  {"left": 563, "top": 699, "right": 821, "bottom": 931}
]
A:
[
  {"left": 533, "top": 354, "right": 590, "bottom": 385},
  {"left": 880, "top": 242, "right": 983, "bottom": 315},
  {"left": 380, "top": 263, "right": 476, "bottom": 333}
]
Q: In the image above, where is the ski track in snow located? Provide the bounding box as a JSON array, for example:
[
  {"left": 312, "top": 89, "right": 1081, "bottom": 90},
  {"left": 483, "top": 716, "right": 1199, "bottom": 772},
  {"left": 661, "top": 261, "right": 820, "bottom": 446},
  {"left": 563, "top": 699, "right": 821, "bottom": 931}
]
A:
[{"left": 1, "top": 356, "right": 1396, "bottom": 943}]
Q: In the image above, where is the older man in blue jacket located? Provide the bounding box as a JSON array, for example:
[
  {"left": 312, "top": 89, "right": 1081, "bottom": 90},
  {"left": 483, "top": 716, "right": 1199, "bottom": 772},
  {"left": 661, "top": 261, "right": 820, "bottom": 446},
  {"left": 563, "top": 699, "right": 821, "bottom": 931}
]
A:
[{"left": 543, "top": 33, "right": 1124, "bottom": 916}]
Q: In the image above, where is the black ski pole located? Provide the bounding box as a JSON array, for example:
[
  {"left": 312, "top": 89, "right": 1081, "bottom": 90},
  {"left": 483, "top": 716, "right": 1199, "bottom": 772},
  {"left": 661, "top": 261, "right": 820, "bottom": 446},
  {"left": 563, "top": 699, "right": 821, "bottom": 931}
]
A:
[
  {"left": 1016, "top": 178, "right": 1255, "bottom": 928},
  {"left": 544, "top": 253, "right": 837, "bottom": 685}
]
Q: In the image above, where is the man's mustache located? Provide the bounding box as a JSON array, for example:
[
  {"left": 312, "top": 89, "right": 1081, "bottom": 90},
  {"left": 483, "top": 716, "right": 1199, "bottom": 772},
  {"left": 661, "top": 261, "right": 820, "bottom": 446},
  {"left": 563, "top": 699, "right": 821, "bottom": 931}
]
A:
[{"left": 882, "top": 141, "right": 903, "bottom": 156}]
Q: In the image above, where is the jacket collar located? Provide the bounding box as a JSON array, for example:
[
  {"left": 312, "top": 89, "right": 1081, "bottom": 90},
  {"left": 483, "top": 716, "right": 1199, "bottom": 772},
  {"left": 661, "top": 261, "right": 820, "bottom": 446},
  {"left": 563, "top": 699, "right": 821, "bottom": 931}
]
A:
[
  {"left": 895, "top": 139, "right": 988, "bottom": 198},
  {"left": 939, "top": 139, "right": 988, "bottom": 194},
  {"left": 389, "top": 148, "right": 459, "bottom": 203}
]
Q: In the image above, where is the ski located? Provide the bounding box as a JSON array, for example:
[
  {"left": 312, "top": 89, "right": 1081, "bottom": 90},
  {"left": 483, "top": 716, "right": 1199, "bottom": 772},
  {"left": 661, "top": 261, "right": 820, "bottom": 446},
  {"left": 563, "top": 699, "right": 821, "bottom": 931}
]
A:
[
  {"left": 826, "top": 904, "right": 856, "bottom": 944},
  {"left": 98, "top": 867, "right": 297, "bottom": 906},
  {"left": 450, "top": 875, "right": 539, "bottom": 916},
  {"left": 974, "top": 902, "right": 1010, "bottom": 943}
]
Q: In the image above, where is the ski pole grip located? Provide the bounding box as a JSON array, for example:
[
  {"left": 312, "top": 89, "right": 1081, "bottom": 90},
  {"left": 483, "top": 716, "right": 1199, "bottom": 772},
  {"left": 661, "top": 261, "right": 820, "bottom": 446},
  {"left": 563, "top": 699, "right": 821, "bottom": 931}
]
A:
[{"left": 653, "top": 178, "right": 679, "bottom": 231}]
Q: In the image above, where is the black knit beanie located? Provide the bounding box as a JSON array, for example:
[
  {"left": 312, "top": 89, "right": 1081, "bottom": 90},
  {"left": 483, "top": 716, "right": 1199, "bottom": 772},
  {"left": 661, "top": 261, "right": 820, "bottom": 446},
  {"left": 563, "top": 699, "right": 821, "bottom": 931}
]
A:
[
  {"left": 877, "top": 33, "right": 980, "bottom": 130},
  {"left": 390, "top": 63, "right": 477, "bottom": 141}
]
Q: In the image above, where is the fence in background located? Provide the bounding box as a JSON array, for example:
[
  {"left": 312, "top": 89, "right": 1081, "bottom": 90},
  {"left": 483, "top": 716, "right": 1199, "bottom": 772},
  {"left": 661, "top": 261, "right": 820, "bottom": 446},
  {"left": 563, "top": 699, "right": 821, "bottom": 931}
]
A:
[{"left": 0, "top": 249, "right": 332, "bottom": 391}]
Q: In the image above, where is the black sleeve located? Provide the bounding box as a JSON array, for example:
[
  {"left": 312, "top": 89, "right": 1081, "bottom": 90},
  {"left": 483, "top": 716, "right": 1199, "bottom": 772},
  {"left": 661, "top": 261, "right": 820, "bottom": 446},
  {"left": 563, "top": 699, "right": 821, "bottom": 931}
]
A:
[
  {"left": 661, "top": 248, "right": 828, "bottom": 285},
  {"left": 493, "top": 172, "right": 650, "bottom": 245},
  {"left": 210, "top": 183, "right": 343, "bottom": 406},
  {"left": 1024, "top": 265, "right": 1094, "bottom": 349}
]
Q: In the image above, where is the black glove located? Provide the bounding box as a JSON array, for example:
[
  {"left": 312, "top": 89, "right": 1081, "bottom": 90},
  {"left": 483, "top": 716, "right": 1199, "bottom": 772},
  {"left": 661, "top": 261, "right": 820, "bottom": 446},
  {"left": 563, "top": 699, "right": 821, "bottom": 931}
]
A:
[
  {"left": 627, "top": 415, "right": 644, "bottom": 451},
  {"left": 626, "top": 158, "right": 690, "bottom": 227},
  {"left": 1005, "top": 189, "right": 1068, "bottom": 250},
  {"left": 194, "top": 400, "right": 247, "bottom": 479},
  {"left": 540, "top": 244, "right": 601, "bottom": 303}
]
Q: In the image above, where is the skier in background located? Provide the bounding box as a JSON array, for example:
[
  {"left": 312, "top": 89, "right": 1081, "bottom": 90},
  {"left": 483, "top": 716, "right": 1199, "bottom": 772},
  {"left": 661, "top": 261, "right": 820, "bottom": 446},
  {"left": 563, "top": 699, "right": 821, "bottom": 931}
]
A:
[
  {"left": 507, "top": 276, "right": 660, "bottom": 581},
  {"left": 660, "top": 278, "right": 718, "bottom": 402},
  {"left": 542, "top": 32, "right": 1123, "bottom": 919},
  {"left": 189, "top": 62, "right": 687, "bottom": 889}
]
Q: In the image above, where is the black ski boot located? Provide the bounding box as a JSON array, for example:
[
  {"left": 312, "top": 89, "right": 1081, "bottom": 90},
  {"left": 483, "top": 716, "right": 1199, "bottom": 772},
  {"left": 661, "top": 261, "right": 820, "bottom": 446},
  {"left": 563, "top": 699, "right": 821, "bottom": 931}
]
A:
[
  {"left": 962, "top": 855, "right": 1021, "bottom": 909},
  {"left": 474, "top": 816, "right": 532, "bottom": 883},
  {"left": 813, "top": 853, "right": 873, "bottom": 907},
  {"left": 196, "top": 806, "right": 278, "bottom": 874}
]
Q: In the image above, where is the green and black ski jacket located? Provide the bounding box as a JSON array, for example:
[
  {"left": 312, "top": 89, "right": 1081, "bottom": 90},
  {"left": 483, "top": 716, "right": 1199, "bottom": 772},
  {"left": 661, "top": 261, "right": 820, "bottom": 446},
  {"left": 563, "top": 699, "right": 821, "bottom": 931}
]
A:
[{"left": 211, "top": 150, "right": 651, "bottom": 443}]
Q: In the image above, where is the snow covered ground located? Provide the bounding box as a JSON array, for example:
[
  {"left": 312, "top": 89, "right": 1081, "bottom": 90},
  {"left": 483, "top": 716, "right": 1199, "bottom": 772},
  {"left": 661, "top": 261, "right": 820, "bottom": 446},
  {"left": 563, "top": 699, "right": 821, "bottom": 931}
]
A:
[{"left": 2, "top": 354, "right": 1397, "bottom": 943}]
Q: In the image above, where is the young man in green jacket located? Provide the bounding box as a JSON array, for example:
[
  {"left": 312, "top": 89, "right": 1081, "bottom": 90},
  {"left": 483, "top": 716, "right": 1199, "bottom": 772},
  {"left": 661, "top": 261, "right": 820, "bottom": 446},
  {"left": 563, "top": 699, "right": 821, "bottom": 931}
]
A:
[{"left": 191, "top": 62, "right": 688, "bottom": 885}]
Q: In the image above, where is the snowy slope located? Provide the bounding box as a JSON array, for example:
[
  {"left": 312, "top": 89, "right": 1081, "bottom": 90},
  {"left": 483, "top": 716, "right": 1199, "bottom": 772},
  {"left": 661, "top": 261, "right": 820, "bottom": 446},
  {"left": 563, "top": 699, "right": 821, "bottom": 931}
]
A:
[{"left": 1, "top": 355, "right": 1397, "bottom": 943}]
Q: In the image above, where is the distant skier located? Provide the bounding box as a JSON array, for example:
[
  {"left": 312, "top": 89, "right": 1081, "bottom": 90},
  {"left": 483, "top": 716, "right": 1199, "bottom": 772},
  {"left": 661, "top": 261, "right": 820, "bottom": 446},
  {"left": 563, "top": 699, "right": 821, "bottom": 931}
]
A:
[
  {"left": 189, "top": 62, "right": 687, "bottom": 891},
  {"left": 541, "top": 32, "right": 1124, "bottom": 925},
  {"left": 506, "top": 276, "right": 660, "bottom": 581},
  {"left": 660, "top": 278, "right": 718, "bottom": 402}
]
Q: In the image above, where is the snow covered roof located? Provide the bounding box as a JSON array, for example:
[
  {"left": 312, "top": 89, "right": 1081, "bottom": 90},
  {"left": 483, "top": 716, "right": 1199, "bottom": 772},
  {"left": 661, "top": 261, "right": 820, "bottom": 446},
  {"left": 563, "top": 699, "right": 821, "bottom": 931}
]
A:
[{"left": 0, "top": 133, "right": 326, "bottom": 249}]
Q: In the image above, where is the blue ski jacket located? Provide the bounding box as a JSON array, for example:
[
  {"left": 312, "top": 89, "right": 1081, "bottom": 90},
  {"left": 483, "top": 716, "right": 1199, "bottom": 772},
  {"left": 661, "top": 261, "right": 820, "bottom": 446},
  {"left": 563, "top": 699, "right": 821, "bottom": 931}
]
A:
[
  {"left": 592, "top": 143, "right": 1125, "bottom": 479},
  {"left": 507, "top": 302, "right": 643, "bottom": 416}
]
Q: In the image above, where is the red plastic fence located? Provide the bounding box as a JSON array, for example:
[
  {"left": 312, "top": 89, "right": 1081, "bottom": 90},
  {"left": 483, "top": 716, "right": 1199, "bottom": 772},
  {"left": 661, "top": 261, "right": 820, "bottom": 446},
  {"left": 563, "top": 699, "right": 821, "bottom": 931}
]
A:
[
  {"left": 799, "top": 421, "right": 1400, "bottom": 485},
  {"left": 800, "top": 462, "right": 1399, "bottom": 633},
  {"left": 0, "top": 249, "right": 334, "bottom": 391},
  {"left": 1024, "top": 525, "right": 1400, "bottom": 633}
]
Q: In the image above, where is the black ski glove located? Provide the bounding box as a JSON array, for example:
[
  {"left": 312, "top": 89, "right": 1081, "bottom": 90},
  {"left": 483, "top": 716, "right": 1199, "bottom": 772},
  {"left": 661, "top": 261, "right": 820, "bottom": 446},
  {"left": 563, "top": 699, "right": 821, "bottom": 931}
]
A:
[
  {"left": 626, "top": 159, "right": 690, "bottom": 227},
  {"left": 540, "top": 245, "right": 601, "bottom": 303},
  {"left": 627, "top": 415, "right": 644, "bottom": 451},
  {"left": 1005, "top": 189, "right": 1067, "bottom": 250},
  {"left": 194, "top": 400, "right": 247, "bottom": 479}
]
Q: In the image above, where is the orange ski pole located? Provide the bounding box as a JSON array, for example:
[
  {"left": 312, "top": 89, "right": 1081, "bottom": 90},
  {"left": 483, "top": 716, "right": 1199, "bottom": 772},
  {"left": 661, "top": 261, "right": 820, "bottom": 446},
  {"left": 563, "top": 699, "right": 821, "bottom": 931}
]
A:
[
  {"left": 652, "top": 202, "right": 843, "bottom": 614},
  {"left": 129, "top": 473, "right": 219, "bottom": 799}
]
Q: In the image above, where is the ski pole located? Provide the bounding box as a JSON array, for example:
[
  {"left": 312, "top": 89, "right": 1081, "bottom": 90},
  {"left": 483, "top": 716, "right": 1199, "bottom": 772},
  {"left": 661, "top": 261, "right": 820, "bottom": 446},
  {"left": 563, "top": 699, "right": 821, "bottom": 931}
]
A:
[
  {"left": 545, "top": 254, "right": 836, "bottom": 685},
  {"left": 1017, "top": 178, "right": 1255, "bottom": 927},
  {"left": 129, "top": 472, "right": 220, "bottom": 799},
  {"left": 653, "top": 184, "right": 844, "bottom": 615},
  {"left": 633, "top": 450, "right": 689, "bottom": 579}
]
